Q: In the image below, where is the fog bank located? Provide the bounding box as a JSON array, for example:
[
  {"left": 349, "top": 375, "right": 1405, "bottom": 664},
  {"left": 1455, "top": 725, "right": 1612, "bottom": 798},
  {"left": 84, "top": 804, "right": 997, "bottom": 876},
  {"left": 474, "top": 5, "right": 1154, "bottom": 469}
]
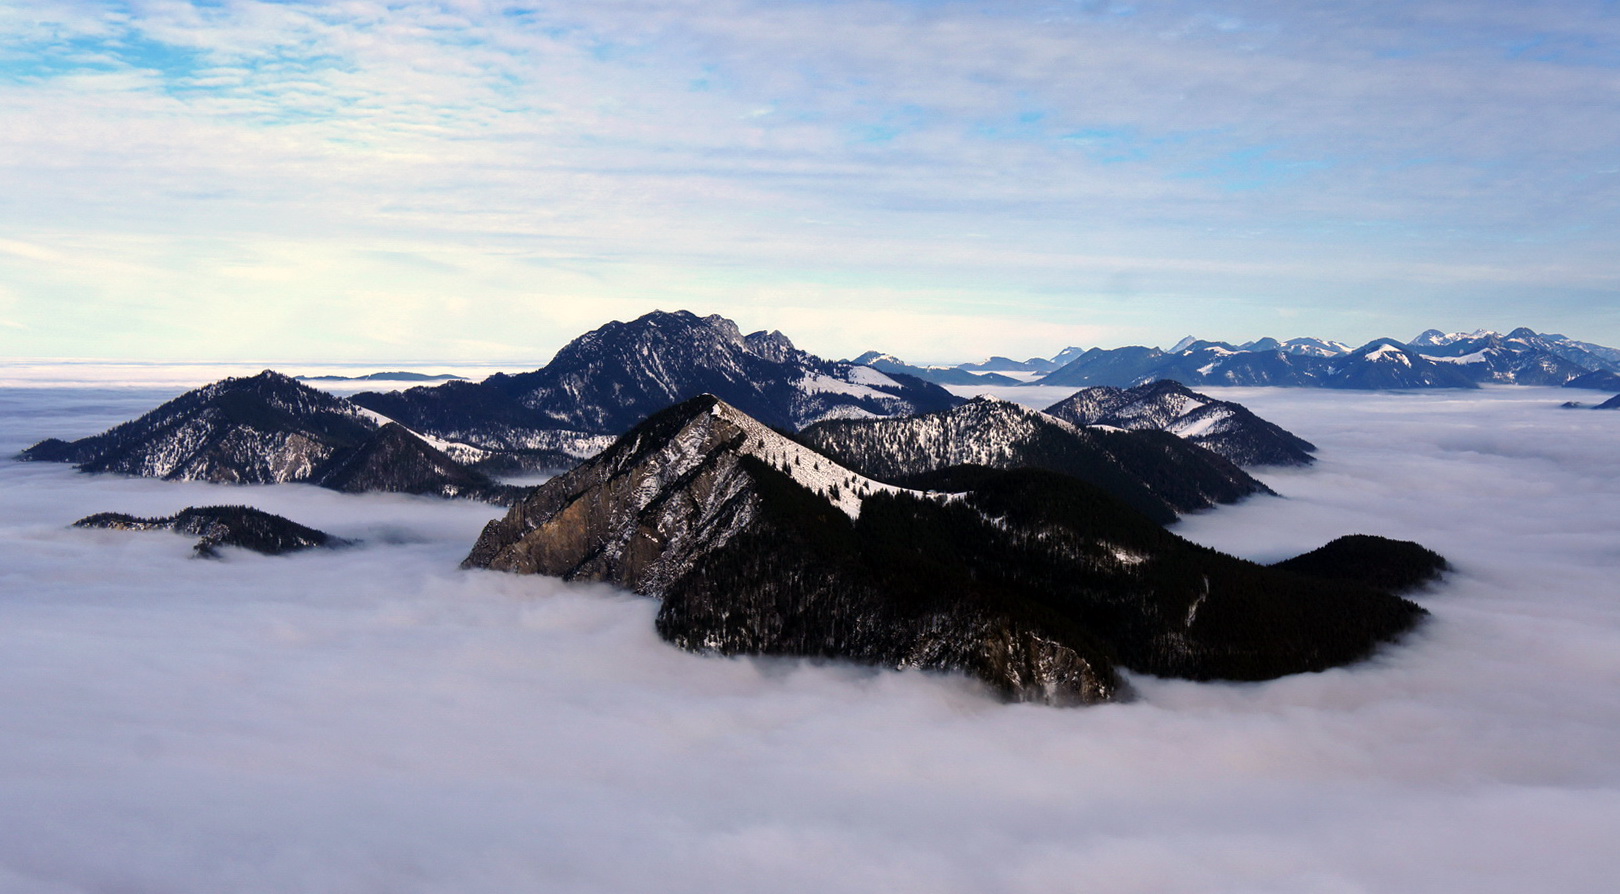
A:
[{"left": 1, "top": 384, "right": 1617, "bottom": 892}]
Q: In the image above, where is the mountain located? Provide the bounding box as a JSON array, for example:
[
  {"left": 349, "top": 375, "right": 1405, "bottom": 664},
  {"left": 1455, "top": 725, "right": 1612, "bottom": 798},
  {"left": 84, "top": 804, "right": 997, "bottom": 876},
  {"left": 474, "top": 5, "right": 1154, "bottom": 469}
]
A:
[
  {"left": 1563, "top": 370, "right": 1620, "bottom": 391},
  {"left": 1409, "top": 328, "right": 1498, "bottom": 349},
  {"left": 849, "top": 351, "right": 1021, "bottom": 386},
  {"left": 465, "top": 396, "right": 1431, "bottom": 705},
  {"left": 352, "top": 311, "right": 962, "bottom": 469},
  {"left": 1155, "top": 343, "right": 1328, "bottom": 387},
  {"left": 74, "top": 505, "right": 347, "bottom": 557},
  {"left": 1029, "top": 328, "right": 1618, "bottom": 390},
  {"left": 1044, "top": 380, "right": 1317, "bottom": 467},
  {"left": 1274, "top": 336, "right": 1353, "bottom": 357},
  {"left": 957, "top": 355, "right": 1058, "bottom": 374},
  {"left": 1048, "top": 346, "right": 1089, "bottom": 367},
  {"left": 1320, "top": 339, "right": 1479, "bottom": 389},
  {"left": 1034, "top": 346, "right": 1172, "bottom": 388},
  {"left": 1415, "top": 330, "right": 1596, "bottom": 386},
  {"left": 337, "top": 378, "right": 613, "bottom": 470},
  {"left": 796, "top": 395, "right": 1272, "bottom": 525},
  {"left": 1271, "top": 534, "right": 1448, "bottom": 592},
  {"left": 1596, "top": 394, "right": 1620, "bottom": 410},
  {"left": 1224, "top": 335, "right": 1354, "bottom": 356},
  {"left": 19, "top": 371, "right": 521, "bottom": 503},
  {"left": 312, "top": 422, "right": 521, "bottom": 501},
  {"left": 1409, "top": 328, "right": 1620, "bottom": 373}
]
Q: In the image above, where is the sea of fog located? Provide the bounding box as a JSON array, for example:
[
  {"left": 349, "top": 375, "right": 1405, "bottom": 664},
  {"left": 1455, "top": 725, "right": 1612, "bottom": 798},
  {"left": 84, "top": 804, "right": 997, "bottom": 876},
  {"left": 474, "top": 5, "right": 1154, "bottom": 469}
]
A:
[{"left": 1, "top": 378, "right": 1617, "bottom": 893}]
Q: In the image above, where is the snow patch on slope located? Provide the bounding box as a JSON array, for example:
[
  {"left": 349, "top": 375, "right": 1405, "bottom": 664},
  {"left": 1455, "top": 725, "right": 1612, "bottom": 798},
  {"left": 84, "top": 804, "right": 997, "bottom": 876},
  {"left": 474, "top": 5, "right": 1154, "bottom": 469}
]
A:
[{"left": 708, "top": 400, "right": 922, "bottom": 520}]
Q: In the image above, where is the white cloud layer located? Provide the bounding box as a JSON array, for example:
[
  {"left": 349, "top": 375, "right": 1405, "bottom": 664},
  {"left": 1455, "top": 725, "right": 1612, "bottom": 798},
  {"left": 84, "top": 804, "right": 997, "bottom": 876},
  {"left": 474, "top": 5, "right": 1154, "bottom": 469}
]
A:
[{"left": 2, "top": 381, "right": 1618, "bottom": 891}]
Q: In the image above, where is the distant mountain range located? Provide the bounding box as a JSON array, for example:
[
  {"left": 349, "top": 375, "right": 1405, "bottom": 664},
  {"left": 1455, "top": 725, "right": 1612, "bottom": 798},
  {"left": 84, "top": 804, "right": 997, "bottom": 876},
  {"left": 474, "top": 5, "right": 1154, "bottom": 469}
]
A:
[
  {"left": 858, "top": 327, "right": 1620, "bottom": 391},
  {"left": 296, "top": 371, "right": 466, "bottom": 383},
  {"left": 465, "top": 395, "right": 1432, "bottom": 705}
]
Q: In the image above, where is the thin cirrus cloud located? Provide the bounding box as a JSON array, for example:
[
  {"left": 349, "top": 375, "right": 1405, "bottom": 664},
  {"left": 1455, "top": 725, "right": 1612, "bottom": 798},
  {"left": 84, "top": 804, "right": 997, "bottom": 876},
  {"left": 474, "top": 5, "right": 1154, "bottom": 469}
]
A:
[{"left": 2, "top": 0, "right": 1619, "bottom": 361}]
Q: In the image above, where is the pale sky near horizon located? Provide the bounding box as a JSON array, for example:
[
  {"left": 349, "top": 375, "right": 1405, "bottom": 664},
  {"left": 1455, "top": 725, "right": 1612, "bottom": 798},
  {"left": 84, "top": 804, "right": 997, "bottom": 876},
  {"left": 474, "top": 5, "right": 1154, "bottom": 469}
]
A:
[{"left": 3, "top": 1, "right": 1620, "bottom": 365}]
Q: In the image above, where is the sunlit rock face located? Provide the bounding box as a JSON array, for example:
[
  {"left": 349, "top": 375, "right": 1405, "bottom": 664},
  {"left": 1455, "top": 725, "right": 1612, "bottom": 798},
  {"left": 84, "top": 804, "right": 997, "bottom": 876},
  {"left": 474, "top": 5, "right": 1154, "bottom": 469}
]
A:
[{"left": 467, "top": 395, "right": 1432, "bottom": 707}]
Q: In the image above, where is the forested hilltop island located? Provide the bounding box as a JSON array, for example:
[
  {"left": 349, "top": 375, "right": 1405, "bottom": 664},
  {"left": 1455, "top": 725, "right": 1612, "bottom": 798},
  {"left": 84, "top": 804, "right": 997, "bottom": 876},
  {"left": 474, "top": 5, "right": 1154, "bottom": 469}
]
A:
[{"left": 19, "top": 309, "right": 1460, "bottom": 705}]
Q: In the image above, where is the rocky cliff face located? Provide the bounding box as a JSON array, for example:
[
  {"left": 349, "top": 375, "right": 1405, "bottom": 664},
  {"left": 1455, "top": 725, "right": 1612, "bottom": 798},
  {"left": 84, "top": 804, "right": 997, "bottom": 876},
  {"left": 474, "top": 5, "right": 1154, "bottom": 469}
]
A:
[
  {"left": 1044, "top": 380, "right": 1317, "bottom": 467},
  {"left": 466, "top": 395, "right": 1431, "bottom": 706}
]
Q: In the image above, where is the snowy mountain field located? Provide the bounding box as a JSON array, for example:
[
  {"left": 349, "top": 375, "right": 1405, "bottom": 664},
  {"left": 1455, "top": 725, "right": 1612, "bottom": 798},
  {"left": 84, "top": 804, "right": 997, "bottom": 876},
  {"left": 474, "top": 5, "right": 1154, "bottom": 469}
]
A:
[{"left": 1, "top": 378, "right": 1618, "bottom": 892}]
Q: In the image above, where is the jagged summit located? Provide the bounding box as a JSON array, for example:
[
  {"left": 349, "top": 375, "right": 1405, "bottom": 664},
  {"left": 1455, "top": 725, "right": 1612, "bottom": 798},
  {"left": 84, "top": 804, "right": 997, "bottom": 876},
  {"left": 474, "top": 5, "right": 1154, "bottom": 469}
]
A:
[
  {"left": 499, "top": 308, "right": 960, "bottom": 433},
  {"left": 352, "top": 310, "right": 962, "bottom": 467},
  {"left": 467, "top": 395, "right": 1431, "bottom": 706},
  {"left": 1044, "top": 380, "right": 1317, "bottom": 467}
]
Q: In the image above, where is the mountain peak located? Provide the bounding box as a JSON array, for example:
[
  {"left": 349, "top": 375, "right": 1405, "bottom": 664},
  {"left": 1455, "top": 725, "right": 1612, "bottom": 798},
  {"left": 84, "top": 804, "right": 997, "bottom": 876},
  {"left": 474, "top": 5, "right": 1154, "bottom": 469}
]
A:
[
  {"left": 467, "top": 310, "right": 962, "bottom": 437},
  {"left": 20, "top": 372, "right": 513, "bottom": 501},
  {"left": 744, "top": 328, "right": 797, "bottom": 362},
  {"left": 468, "top": 393, "right": 1429, "bottom": 706},
  {"left": 1044, "top": 380, "right": 1316, "bottom": 467}
]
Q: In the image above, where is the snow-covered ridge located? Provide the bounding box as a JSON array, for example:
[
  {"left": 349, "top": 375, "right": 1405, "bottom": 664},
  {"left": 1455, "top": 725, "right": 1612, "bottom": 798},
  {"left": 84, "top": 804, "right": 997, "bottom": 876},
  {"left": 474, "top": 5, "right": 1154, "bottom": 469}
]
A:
[
  {"left": 1360, "top": 344, "right": 1413, "bottom": 365},
  {"left": 350, "top": 406, "right": 491, "bottom": 464},
  {"left": 701, "top": 398, "right": 928, "bottom": 519}
]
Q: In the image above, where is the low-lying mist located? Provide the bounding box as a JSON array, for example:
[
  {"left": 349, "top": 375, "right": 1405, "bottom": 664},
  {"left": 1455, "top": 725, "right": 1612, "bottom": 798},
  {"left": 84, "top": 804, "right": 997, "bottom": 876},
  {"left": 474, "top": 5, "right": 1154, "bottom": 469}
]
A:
[{"left": 2, "top": 383, "right": 1617, "bottom": 892}]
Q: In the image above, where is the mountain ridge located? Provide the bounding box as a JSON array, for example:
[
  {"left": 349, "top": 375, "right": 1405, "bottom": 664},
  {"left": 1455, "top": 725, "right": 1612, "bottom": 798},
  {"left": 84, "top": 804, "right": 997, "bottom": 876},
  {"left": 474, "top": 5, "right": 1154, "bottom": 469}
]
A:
[
  {"left": 19, "top": 371, "right": 523, "bottom": 503},
  {"left": 352, "top": 310, "right": 963, "bottom": 468},
  {"left": 466, "top": 395, "right": 1432, "bottom": 705}
]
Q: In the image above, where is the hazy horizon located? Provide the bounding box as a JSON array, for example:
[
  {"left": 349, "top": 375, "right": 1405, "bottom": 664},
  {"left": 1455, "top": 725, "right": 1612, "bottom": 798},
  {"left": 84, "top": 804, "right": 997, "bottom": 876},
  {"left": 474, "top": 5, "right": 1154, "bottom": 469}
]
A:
[{"left": 2, "top": 315, "right": 1605, "bottom": 387}]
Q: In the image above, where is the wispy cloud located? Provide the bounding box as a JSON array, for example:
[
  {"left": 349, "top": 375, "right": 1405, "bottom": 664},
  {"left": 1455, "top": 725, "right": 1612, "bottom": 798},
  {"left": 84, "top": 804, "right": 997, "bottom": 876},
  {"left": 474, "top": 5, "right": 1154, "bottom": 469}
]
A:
[{"left": 4, "top": 1, "right": 1620, "bottom": 359}]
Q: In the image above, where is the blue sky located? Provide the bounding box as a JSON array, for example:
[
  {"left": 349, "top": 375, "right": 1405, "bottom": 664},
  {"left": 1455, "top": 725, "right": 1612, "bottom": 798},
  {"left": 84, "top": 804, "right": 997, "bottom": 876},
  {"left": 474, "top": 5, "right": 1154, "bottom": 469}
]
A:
[{"left": 2, "top": 0, "right": 1619, "bottom": 363}]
